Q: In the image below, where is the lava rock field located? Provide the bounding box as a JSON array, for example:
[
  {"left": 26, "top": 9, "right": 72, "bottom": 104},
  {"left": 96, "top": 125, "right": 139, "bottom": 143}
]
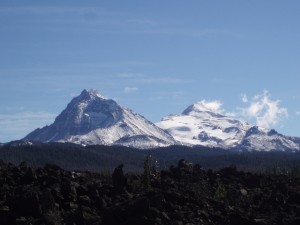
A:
[{"left": 0, "top": 159, "right": 300, "bottom": 225}]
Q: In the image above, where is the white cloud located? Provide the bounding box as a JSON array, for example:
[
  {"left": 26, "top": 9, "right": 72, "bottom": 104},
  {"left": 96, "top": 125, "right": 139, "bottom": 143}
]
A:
[
  {"left": 241, "top": 94, "right": 248, "bottom": 103},
  {"left": 124, "top": 87, "right": 139, "bottom": 93},
  {"left": 194, "top": 100, "right": 224, "bottom": 114},
  {"left": 238, "top": 91, "right": 288, "bottom": 128},
  {"left": 296, "top": 112, "right": 300, "bottom": 116},
  {"left": 0, "top": 111, "right": 56, "bottom": 142}
]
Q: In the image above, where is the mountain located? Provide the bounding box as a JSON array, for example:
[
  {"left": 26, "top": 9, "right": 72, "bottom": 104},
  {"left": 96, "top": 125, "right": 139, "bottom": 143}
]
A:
[
  {"left": 24, "top": 89, "right": 176, "bottom": 148},
  {"left": 156, "top": 101, "right": 300, "bottom": 151},
  {"left": 23, "top": 91, "right": 300, "bottom": 151},
  {"left": 239, "top": 126, "right": 300, "bottom": 151}
]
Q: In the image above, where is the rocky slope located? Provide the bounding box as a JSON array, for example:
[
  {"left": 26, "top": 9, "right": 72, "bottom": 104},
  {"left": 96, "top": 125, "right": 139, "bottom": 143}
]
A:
[
  {"left": 24, "top": 89, "right": 176, "bottom": 149},
  {"left": 0, "top": 160, "right": 299, "bottom": 225},
  {"left": 157, "top": 101, "right": 300, "bottom": 151}
]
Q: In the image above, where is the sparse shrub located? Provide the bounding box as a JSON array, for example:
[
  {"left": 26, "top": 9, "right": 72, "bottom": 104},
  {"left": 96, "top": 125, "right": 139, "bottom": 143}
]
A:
[
  {"left": 214, "top": 179, "right": 227, "bottom": 201},
  {"left": 100, "top": 168, "right": 111, "bottom": 177}
]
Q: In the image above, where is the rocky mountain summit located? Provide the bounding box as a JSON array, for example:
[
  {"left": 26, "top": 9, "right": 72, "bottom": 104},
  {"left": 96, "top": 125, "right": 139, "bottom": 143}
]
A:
[
  {"left": 24, "top": 89, "right": 176, "bottom": 149},
  {"left": 0, "top": 160, "right": 299, "bottom": 225},
  {"left": 157, "top": 101, "right": 300, "bottom": 151}
]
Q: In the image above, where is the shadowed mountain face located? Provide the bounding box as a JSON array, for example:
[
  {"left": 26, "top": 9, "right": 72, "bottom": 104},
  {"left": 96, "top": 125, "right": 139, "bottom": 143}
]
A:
[
  {"left": 24, "top": 89, "right": 176, "bottom": 148},
  {"left": 157, "top": 102, "right": 300, "bottom": 151}
]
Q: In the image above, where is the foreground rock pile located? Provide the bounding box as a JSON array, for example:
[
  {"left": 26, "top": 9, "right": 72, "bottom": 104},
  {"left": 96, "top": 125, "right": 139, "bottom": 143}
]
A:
[{"left": 0, "top": 159, "right": 300, "bottom": 225}]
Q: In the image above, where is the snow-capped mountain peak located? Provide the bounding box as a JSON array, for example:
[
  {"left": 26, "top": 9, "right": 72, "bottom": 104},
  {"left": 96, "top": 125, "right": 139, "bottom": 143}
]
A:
[
  {"left": 24, "top": 89, "right": 176, "bottom": 148},
  {"left": 182, "top": 100, "right": 224, "bottom": 116},
  {"left": 157, "top": 102, "right": 250, "bottom": 148},
  {"left": 157, "top": 101, "right": 300, "bottom": 151},
  {"left": 80, "top": 89, "right": 107, "bottom": 100}
]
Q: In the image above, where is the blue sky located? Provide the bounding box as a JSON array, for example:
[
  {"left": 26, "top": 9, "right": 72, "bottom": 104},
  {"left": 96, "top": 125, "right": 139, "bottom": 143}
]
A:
[{"left": 0, "top": 0, "right": 299, "bottom": 142}]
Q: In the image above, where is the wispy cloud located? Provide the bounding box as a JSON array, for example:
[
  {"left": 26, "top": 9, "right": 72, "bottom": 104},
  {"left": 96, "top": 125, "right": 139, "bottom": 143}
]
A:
[
  {"left": 118, "top": 73, "right": 145, "bottom": 78},
  {"left": 0, "top": 6, "right": 129, "bottom": 33},
  {"left": 118, "top": 73, "right": 187, "bottom": 85},
  {"left": 0, "top": 6, "right": 122, "bottom": 17},
  {"left": 0, "top": 61, "right": 154, "bottom": 79},
  {"left": 212, "top": 78, "right": 224, "bottom": 83},
  {"left": 136, "top": 77, "right": 185, "bottom": 84},
  {"left": 140, "top": 28, "right": 236, "bottom": 38},
  {"left": 296, "top": 112, "right": 300, "bottom": 116},
  {"left": 0, "top": 5, "right": 238, "bottom": 39},
  {"left": 0, "top": 111, "right": 56, "bottom": 142},
  {"left": 237, "top": 91, "right": 288, "bottom": 128},
  {"left": 149, "top": 91, "right": 186, "bottom": 102},
  {"left": 124, "top": 87, "right": 139, "bottom": 94},
  {"left": 241, "top": 94, "right": 248, "bottom": 103}
]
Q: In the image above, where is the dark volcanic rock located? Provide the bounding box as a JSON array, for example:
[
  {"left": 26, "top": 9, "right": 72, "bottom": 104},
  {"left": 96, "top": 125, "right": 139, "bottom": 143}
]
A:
[{"left": 0, "top": 160, "right": 299, "bottom": 225}]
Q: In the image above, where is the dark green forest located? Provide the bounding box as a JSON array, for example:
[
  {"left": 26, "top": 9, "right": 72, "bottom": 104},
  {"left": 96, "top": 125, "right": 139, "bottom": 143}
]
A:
[{"left": 1, "top": 143, "right": 300, "bottom": 174}]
